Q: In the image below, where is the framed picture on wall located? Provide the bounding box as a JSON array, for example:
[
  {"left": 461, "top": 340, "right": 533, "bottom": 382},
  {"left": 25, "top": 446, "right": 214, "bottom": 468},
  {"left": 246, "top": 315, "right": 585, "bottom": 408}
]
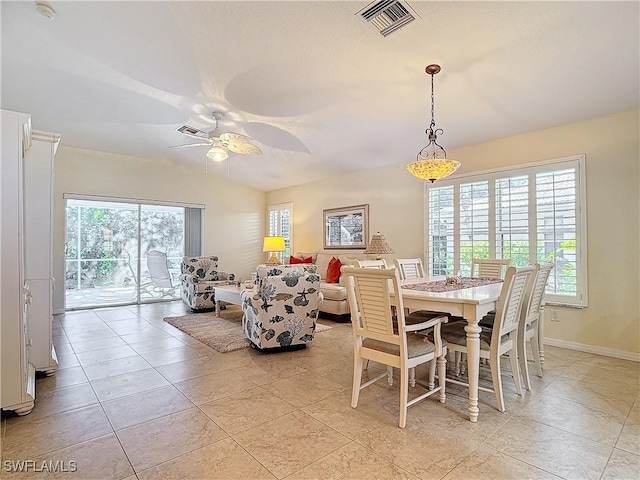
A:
[{"left": 323, "top": 204, "right": 369, "bottom": 249}]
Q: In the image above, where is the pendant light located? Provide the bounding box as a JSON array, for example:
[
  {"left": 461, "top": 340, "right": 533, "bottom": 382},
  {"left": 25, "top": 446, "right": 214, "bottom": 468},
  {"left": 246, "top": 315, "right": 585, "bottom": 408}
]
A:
[{"left": 406, "top": 64, "right": 461, "bottom": 182}]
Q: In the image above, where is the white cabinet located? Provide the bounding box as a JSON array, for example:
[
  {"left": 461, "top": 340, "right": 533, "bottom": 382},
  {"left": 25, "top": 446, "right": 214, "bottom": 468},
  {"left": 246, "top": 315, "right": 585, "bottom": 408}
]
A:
[
  {"left": 1, "top": 109, "right": 36, "bottom": 415},
  {"left": 24, "top": 130, "right": 60, "bottom": 375}
]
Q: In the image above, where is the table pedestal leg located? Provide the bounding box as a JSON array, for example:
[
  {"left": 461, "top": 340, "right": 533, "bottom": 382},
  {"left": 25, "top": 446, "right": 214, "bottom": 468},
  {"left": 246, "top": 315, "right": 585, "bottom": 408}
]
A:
[{"left": 465, "top": 320, "right": 481, "bottom": 423}]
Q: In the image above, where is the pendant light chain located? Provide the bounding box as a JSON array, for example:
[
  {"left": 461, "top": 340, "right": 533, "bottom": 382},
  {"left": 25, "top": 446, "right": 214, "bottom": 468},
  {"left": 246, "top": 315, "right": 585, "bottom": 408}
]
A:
[{"left": 430, "top": 72, "right": 436, "bottom": 131}]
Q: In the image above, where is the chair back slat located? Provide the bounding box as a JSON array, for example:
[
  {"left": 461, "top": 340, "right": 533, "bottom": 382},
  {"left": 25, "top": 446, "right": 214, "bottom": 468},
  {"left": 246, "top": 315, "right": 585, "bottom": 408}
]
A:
[
  {"left": 394, "top": 258, "right": 425, "bottom": 280},
  {"left": 493, "top": 265, "right": 533, "bottom": 339}
]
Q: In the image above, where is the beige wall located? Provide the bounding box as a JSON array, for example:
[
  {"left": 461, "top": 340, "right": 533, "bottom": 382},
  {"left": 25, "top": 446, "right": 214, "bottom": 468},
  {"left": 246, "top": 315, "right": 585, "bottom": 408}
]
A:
[
  {"left": 53, "top": 147, "right": 265, "bottom": 311},
  {"left": 267, "top": 109, "right": 640, "bottom": 356}
]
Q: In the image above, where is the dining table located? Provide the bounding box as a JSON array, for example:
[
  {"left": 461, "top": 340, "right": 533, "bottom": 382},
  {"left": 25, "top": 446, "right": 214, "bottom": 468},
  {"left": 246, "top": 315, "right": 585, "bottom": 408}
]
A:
[{"left": 390, "top": 276, "right": 504, "bottom": 423}]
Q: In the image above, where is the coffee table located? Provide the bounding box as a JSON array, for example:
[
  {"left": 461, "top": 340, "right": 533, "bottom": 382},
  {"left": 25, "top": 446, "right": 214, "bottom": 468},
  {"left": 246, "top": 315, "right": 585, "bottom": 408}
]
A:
[{"left": 214, "top": 284, "right": 253, "bottom": 313}]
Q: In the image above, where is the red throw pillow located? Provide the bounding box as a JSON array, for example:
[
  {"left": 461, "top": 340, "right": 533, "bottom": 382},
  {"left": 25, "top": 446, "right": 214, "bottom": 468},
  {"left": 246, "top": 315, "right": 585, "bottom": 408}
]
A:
[
  {"left": 289, "top": 256, "right": 313, "bottom": 264},
  {"left": 326, "top": 257, "right": 342, "bottom": 283}
]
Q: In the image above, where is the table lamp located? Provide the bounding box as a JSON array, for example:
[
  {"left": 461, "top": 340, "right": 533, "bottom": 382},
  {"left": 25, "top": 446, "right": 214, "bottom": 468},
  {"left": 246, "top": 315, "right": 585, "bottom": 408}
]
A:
[
  {"left": 363, "top": 232, "right": 394, "bottom": 260},
  {"left": 263, "top": 236, "right": 286, "bottom": 264}
]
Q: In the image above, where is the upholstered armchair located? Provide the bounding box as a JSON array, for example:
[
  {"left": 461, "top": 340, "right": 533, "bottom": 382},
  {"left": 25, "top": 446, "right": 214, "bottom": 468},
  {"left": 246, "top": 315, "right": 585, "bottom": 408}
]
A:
[
  {"left": 179, "top": 256, "right": 235, "bottom": 311},
  {"left": 241, "top": 268, "right": 323, "bottom": 350}
]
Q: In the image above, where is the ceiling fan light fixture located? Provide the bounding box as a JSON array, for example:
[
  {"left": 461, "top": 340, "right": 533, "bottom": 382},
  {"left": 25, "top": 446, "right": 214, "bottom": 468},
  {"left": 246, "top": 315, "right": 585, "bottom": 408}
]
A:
[
  {"left": 407, "top": 64, "right": 461, "bottom": 183},
  {"left": 206, "top": 146, "right": 228, "bottom": 162}
]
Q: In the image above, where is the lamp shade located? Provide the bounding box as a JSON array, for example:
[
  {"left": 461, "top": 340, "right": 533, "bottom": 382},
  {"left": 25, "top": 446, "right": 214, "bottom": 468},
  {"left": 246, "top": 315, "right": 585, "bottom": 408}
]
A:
[
  {"left": 406, "top": 157, "right": 461, "bottom": 182},
  {"left": 263, "top": 236, "right": 286, "bottom": 264},
  {"left": 206, "top": 146, "right": 229, "bottom": 162},
  {"left": 362, "top": 232, "right": 394, "bottom": 256}
]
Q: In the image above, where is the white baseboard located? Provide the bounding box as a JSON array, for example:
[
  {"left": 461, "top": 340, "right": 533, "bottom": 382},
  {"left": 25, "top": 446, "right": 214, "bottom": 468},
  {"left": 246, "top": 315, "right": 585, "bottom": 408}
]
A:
[{"left": 544, "top": 338, "right": 640, "bottom": 362}]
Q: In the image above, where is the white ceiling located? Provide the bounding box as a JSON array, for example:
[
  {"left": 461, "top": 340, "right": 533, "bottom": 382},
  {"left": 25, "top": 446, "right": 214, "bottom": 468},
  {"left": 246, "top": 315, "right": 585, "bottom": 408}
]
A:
[{"left": 2, "top": 1, "right": 638, "bottom": 191}]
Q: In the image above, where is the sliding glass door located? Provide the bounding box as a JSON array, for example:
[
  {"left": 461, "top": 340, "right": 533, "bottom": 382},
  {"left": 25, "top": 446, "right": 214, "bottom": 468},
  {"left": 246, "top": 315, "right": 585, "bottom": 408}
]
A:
[{"left": 65, "top": 198, "right": 188, "bottom": 309}]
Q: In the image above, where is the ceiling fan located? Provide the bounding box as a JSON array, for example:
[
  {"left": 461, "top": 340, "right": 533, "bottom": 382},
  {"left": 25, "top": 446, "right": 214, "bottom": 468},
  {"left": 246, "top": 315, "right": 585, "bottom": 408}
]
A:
[{"left": 170, "top": 111, "right": 262, "bottom": 162}]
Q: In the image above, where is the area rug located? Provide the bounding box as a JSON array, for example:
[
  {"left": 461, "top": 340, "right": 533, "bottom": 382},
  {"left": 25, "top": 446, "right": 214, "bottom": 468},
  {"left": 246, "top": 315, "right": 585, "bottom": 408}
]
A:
[{"left": 163, "top": 305, "right": 332, "bottom": 353}]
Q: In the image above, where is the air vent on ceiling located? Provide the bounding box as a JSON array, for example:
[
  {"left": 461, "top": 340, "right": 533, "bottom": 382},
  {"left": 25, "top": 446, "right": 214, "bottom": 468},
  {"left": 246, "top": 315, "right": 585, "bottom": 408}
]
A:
[
  {"left": 175, "top": 124, "right": 207, "bottom": 138},
  {"left": 358, "top": 0, "right": 419, "bottom": 37}
]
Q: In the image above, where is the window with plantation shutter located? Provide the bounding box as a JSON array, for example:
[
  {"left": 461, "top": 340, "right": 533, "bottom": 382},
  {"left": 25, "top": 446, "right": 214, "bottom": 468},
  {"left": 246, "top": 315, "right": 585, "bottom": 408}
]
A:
[
  {"left": 495, "top": 175, "right": 530, "bottom": 266},
  {"left": 459, "top": 181, "right": 489, "bottom": 276},
  {"left": 425, "top": 155, "right": 587, "bottom": 307},
  {"left": 267, "top": 202, "right": 292, "bottom": 261},
  {"left": 427, "top": 186, "right": 454, "bottom": 275}
]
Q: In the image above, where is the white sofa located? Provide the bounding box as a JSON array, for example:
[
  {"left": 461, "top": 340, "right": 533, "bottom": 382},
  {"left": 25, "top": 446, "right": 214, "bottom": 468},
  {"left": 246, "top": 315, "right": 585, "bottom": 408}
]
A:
[{"left": 287, "top": 252, "right": 361, "bottom": 321}]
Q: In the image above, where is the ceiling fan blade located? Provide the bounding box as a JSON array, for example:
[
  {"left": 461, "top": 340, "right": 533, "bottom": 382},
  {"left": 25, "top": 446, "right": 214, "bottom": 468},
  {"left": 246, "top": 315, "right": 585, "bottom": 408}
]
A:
[
  {"left": 220, "top": 132, "right": 255, "bottom": 144},
  {"left": 228, "top": 142, "right": 262, "bottom": 155},
  {"left": 221, "top": 132, "right": 262, "bottom": 155},
  {"left": 169, "top": 142, "right": 212, "bottom": 148}
]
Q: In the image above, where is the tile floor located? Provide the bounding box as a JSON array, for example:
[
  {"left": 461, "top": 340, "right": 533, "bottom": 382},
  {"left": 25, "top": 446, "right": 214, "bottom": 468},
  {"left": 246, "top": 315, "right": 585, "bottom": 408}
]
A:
[{"left": 1, "top": 301, "right": 638, "bottom": 479}]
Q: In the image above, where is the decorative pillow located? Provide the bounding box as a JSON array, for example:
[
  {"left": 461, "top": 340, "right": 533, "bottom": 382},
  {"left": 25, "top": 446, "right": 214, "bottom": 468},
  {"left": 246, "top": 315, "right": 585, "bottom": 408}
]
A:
[
  {"left": 290, "top": 255, "right": 313, "bottom": 264},
  {"left": 326, "top": 257, "right": 342, "bottom": 283}
]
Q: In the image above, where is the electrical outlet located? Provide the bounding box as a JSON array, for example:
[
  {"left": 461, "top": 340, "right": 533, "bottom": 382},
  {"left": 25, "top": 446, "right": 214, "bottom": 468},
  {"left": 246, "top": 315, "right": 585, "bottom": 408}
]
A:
[{"left": 550, "top": 310, "right": 559, "bottom": 322}]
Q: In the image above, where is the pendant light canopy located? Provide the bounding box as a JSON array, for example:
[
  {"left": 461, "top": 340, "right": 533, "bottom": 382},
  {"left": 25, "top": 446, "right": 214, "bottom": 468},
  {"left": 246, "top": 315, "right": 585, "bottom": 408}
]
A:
[{"left": 407, "top": 64, "right": 461, "bottom": 182}]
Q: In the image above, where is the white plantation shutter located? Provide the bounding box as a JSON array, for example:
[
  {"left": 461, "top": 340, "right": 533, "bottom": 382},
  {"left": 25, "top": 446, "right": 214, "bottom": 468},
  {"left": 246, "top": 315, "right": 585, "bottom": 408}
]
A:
[
  {"left": 459, "top": 181, "right": 489, "bottom": 276},
  {"left": 425, "top": 155, "right": 587, "bottom": 307},
  {"left": 267, "top": 202, "right": 293, "bottom": 260},
  {"left": 427, "top": 186, "right": 454, "bottom": 275},
  {"left": 536, "top": 169, "right": 579, "bottom": 301},
  {"left": 495, "top": 175, "right": 530, "bottom": 266}
]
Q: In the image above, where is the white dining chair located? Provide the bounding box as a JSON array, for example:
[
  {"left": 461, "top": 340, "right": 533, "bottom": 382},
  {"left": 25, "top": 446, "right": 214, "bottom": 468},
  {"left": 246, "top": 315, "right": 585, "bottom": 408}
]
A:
[
  {"left": 356, "top": 259, "right": 388, "bottom": 269},
  {"left": 394, "top": 258, "right": 425, "bottom": 280},
  {"left": 342, "top": 266, "right": 448, "bottom": 428},
  {"left": 440, "top": 265, "right": 533, "bottom": 412},
  {"left": 471, "top": 258, "right": 512, "bottom": 279},
  {"left": 518, "top": 262, "right": 554, "bottom": 390},
  {"left": 395, "top": 257, "right": 451, "bottom": 327}
]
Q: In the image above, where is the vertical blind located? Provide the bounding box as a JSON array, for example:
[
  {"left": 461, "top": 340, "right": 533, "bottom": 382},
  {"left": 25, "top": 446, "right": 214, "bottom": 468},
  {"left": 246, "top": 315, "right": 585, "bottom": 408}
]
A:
[
  {"left": 184, "top": 207, "right": 203, "bottom": 257},
  {"left": 425, "top": 155, "right": 587, "bottom": 307}
]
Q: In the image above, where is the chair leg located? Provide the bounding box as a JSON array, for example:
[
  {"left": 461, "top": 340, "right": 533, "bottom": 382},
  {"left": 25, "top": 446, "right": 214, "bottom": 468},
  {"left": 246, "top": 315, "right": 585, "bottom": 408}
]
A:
[
  {"left": 490, "top": 352, "right": 505, "bottom": 412},
  {"left": 530, "top": 334, "right": 544, "bottom": 377},
  {"left": 363, "top": 359, "right": 369, "bottom": 370},
  {"left": 437, "top": 355, "right": 447, "bottom": 403},
  {"left": 351, "top": 355, "right": 364, "bottom": 408},
  {"left": 428, "top": 359, "right": 436, "bottom": 390},
  {"left": 460, "top": 353, "right": 467, "bottom": 375},
  {"left": 519, "top": 338, "right": 532, "bottom": 391},
  {"left": 387, "top": 366, "right": 394, "bottom": 387},
  {"left": 454, "top": 352, "right": 462, "bottom": 376},
  {"left": 399, "top": 366, "right": 409, "bottom": 428},
  {"left": 508, "top": 347, "right": 523, "bottom": 395},
  {"left": 409, "top": 367, "right": 416, "bottom": 388}
]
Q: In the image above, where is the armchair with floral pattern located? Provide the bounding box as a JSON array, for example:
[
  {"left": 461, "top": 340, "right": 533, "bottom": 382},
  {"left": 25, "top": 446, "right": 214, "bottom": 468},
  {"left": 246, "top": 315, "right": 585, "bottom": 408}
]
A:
[
  {"left": 179, "top": 256, "right": 235, "bottom": 311},
  {"left": 241, "top": 269, "right": 323, "bottom": 350}
]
